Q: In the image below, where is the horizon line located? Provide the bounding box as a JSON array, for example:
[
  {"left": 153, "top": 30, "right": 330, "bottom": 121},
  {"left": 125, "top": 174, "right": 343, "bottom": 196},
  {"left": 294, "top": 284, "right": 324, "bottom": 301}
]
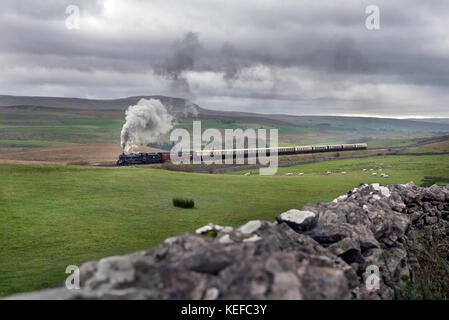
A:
[{"left": 1, "top": 93, "right": 448, "bottom": 120}]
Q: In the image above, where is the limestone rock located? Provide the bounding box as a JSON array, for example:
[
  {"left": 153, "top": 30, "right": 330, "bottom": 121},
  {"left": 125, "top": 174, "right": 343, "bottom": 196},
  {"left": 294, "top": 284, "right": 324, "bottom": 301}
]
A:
[{"left": 276, "top": 209, "right": 318, "bottom": 232}]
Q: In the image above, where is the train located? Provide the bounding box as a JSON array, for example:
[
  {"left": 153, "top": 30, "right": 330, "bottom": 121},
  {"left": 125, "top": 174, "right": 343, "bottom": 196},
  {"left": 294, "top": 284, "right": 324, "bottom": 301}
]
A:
[{"left": 116, "top": 143, "right": 367, "bottom": 166}]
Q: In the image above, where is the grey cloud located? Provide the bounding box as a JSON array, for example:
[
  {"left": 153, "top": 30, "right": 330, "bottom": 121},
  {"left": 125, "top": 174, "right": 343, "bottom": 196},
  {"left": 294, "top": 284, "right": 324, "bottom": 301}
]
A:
[
  {"left": 220, "top": 43, "right": 242, "bottom": 85},
  {"left": 1, "top": 0, "right": 449, "bottom": 116},
  {"left": 156, "top": 32, "right": 203, "bottom": 98}
]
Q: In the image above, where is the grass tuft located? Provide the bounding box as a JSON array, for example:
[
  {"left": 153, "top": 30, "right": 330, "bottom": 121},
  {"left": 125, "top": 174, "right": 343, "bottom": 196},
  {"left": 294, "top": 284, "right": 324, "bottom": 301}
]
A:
[
  {"left": 420, "top": 176, "right": 449, "bottom": 187},
  {"left": 172, "top": 197, "right": 195, "bottom": 209},
  {"left": 400, "top": 236, "right": 449, "bottom": 299}
]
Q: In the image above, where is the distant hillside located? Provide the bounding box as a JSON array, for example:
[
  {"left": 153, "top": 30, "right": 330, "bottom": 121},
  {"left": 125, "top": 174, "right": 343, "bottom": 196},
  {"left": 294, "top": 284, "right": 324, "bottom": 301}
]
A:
[
  {"left": 2, "top": 94, "right": 449, "bottom": 133},
  {"left": 0, "top": 94, "right": 202, "bottom": 113},
  {"left": 410, "top": 118, "right": 449, "bottom": 125},
  {"left": 1, "top": 94, "right": 449, "bottom": 149}
]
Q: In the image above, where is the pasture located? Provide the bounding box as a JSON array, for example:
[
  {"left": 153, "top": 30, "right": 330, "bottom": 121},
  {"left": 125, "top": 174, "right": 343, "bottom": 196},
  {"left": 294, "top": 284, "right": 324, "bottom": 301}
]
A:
[
  {"left": 232, "top": 155, "right": 449, "bottom": 180},
  {"left": 1, "top": 154, "right": 449, "bottom": 296}
]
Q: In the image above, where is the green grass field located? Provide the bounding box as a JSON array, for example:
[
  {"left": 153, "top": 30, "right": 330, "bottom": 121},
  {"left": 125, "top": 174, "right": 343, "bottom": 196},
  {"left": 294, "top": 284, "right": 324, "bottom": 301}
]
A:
[
  {"left": 1, "top": 155, "right": 449, "bottom": 297},
  {"left": 402, "top": 140, "right": 449, "bottom": 154},
  {"left": 0, "top": 140, "right": 75, "bottom": 150},
  {"left": 231, "top": 155, "right": 449, "bottom": 179},
  {"left": 2, "top": 106, "right": 448, "bottom": 150},
  {"left": 0, "top": 114, "right": 124, "bottom": 149},
  {"left": 365, "top": 138, "right": 420, "bottom": 149}
]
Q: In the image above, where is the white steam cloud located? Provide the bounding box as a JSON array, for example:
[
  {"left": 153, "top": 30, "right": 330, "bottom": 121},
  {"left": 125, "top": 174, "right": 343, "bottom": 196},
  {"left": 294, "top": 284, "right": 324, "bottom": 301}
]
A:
[
  {"left": 120, "top": 98, "right": 174, "bottom": 153},
  {"left": 183, "top": 100, "right": 199, "bottom": 118}
]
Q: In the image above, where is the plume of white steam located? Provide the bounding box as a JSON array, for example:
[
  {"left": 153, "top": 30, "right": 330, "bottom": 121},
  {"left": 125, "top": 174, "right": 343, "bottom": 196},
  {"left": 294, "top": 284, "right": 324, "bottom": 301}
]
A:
[
  {"left": 183, "top": 100, "right": 199, "bottom": 118},
  {"left": 120, "top": 99, "right": 174, "bottom": 153}
]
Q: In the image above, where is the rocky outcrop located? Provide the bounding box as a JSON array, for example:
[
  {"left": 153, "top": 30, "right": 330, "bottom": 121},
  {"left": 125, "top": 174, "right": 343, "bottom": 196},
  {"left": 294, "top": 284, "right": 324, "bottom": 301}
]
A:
[{"left": 6, "top": 183, "right": 449, "bottom": 300}]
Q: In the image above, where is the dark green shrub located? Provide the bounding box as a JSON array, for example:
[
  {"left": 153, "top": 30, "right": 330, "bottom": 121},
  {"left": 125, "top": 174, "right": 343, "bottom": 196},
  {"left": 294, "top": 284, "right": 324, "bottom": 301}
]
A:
[
  {"left": 399, "top": 237, "right": 449, "bottom": 299},
  {"left": 172, "top": 197, "right": 195, "bottom": 209},
  {"left": 421, "top": 176, "right": 449, "bottom": 187}
]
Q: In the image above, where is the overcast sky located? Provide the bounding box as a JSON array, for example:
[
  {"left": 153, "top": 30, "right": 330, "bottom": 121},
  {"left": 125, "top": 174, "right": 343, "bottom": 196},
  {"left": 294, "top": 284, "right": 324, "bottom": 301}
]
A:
[{"left": 1, "top": 0, "right": 449, "bottom": 117}]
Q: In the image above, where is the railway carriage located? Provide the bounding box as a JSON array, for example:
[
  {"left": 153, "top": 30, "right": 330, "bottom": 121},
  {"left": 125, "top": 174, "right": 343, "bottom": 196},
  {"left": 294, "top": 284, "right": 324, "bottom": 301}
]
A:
[
  {"left": 312, "top": 145, "right": 328, "bottom": 152},
  {"left": 328, "top": 145, "right": 343, "bottom": 151},
  {"left": 116, "top": 143, "right": 367, "bottom": 165},
  {"left": 295, "top": 145, "right": 313, "bottom": 153}
]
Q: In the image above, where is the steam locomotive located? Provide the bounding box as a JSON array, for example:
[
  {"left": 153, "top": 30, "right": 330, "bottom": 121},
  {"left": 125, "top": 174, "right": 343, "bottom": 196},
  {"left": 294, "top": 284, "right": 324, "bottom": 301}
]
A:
[{"left": 116, "top": 143, "right": 367, "bottom": 166}]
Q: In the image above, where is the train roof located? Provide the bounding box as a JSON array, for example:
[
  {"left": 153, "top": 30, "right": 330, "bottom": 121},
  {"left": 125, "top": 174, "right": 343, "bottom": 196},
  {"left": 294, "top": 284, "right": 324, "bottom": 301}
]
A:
[{"left": 121, "top": 143, "right": 367, "bottom": 156}]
